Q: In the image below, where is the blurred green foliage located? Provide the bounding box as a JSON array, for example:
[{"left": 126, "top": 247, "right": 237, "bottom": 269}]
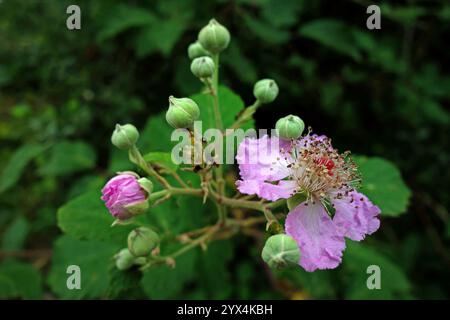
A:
[{"left": 0, "top": 0, "right": 449, "bottom": 299}]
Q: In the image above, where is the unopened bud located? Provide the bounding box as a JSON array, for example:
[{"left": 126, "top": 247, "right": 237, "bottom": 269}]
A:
[
  {"left": 275, "top": 115, "right": 305, "bottom": 140},
  {"left": 115, "top": 248, "right": 135, "bottom": 271},
  {"left": 253, "top": 79, "right": 279, "bottom": 104},
  {"left": 165, "top": 96, "right": 200, "bottom": 129},
  {"left": 111, "top": 124, "right": 139, "bottom": 150},
  {"left": 187, "top": 41, "right": 209, "bottom": 59},
  {"left": 261, "top": 234, "right": 300, "bottom": 269},
  {"left": 198, "top": 19, "right": 230, "bottom": 54},
  {"left": 127, "top": 227, "right": 160, "bottom": 257},
  {"left": 190, "top": 56, "right": 215, "bottom": 79}
]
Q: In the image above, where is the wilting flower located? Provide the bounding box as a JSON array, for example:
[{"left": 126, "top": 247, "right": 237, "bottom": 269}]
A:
[
  {"left": 101, "top": 173, "right": 148, "bottom": 220},
  {"left": 236, "top": 134, "right": 380, "bottom": 271}
]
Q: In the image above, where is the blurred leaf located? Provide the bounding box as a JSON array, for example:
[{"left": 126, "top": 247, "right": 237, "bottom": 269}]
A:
[
  {"left": 141, "top": 245, "right": 197, "bottom": 299},
  {"left": 39, "top": 140, "right": 96, "bottom": 176},
  {"left": 0, "top": 143, "right": 46, "bottom": 193},
  {"left": 134, "top": 18, "right": 188, "bottom": 57},
  {"left": 222, "top": 43, "right": 257, "bottom": 84},
  {"left": 243, "top": 14, "right": 290, "bottom": 45},
  {"left": 0, "top": 260, "right": 42, "bottom": 299},
  {"left": 1, "top": 215, "right": 29, "bottom": 251},
  {"left": 57, "top": 191, "right": 133, "bottom": 246},
  {"left": 299, "top": 19, "right": 361, "bottom": 61},
  {"left": 260, "top": 0, "right": 303, "bottom": 28},
  {"left": 97, "top": 4, "right": 156, "bottom": 42},
  {"left": 380, "top": 4, "right": 427, "bottom": 25},
  {"left": 143, "top": 152, "right": 178, "bottom": 172},
  {"left": 48, "top": 235, "right": 117, "bottom": 299},
  {"left": 343, "top": 242, "right": 412, "bottom": 299},
  {"left": 355, "top": 156, "right": 412, "bottom": 216}
]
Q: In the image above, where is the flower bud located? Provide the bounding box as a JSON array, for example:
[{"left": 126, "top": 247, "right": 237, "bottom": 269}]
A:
[
  {"left": 253, "top": 79, "right": 279, "bottom": 104},
  {"left": 165, "top": 96, "right": 200, "bottom": 129},
  {"left": 114, "top": 248, "right": 135, "bottom": 271},
  {"left": 275, "top": 115, "right": 305, "bottom": 140},
  {"left": 261, "top": 234, "right": 300, "bottom": 269},
  {"left": 111, "top": 124, "right": 139, "bottom": 150},
  {"left": 127, "top": 227, "right": 160, "bottom": 257},
  {"left": 187, "top": 41, "right": 209, "bottom": 59},
  {"left": 190, "top": 56, "right": 215, "bottom": 79},
  {"left": 101, "top": 173, "right": 148, "bottom": 220},
  {"left": 198, "top": 19, "right": 230, "bottom": 54}
]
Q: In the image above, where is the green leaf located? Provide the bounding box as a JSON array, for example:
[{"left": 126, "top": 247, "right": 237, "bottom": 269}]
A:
[
  {"left": 48, "top": 235, "right": 117, "bottom": 299},
  {"left": 39, "top": 140, "right": 96, "bottom": 176},
  {"left": 299, "top": 19, "right": 361, "bottom": 61},
  {"left": 57, "top": 191, "right": 133, "bottom": 246},
  {"left": 0, "top": 143, "right": 46, "bottom": 193},
  {"left": 1, "top": 215, "right": 29, "bottom": 251},
  {"left": 196, "top": 240, "right": 233, "bottom": 299},
  {"left": 0, "top": 260, "right": 42, "bottom": 299},
  {"left": 143, "top": 152, "right": 178, "bottom": 172},
  {"left": 343, "top": 242, "right": 412, "bottom": 299},
  {"left": 145, "top": 192, "right": 205, "bottom": 235},
  {"left": 140, "top": 245, "right": 197, "bottom": 299},
  {"left": 106, "top": 266, "right": 144, "bottom": 299},
  {"left": 97, "top": 4, "right": 156, "bottom": 42},
  {"left": 139, "top": 112, "right": 175, "bottom": 153},
  {"left": 355, "top": 156, "right": 412, "bottom": 216},
  {"left": 191, "top": 86, "right": 253, "bottom": 130},
  {"left": 276, "top": 267, "right": 337, "bottom": 299}
]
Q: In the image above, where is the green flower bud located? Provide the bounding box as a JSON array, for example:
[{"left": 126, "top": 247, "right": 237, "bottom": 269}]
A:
[
  {"left": 137, "top": 177, "right": 153, "bottom": 194},
  {"left": 253, "top": 79, "right": 279, "bottom": 104},
  {"left": 261, "top": 234, "right": 300, "bottom": 269},
  {"left": 275, "top": 115, "right": 305, "bottom": 140},
  {"left": 165, "top": 96, "right": 200, "bottom": 129},
  {"left": 127, "top": 227, "right": 160, "bottom": 257},
  {"left": 115, "top": 248, "right": 135, "bottom": 271},
  {"left": 187, "top": 41, "right": 209, "bottom": 59},
  {"left": 198, "top": 19, "right": 230, "bottom": 54},
  {"left": 111, "top": 124, "right": 139, "bottom": 150},
  {"left": 190, "top": 56, "right": 215, "bottom": 79}
]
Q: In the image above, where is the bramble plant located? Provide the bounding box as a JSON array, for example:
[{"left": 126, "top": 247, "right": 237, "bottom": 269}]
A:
[{"left": 100, "top": 18, "right": 382, "bottom": 274}]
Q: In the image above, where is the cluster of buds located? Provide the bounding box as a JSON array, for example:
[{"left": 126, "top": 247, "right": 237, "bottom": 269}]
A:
[{"left": 101, "top": 18, "right": 318, "bottom": 273}]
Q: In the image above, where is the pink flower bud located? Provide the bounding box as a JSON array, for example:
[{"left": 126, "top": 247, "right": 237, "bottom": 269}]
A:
[{"left": 101, "top": 173, "right": 147, "bottom": 220}]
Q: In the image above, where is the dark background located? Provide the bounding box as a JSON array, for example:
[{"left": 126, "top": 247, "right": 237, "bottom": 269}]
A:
[{"left": 0, "top": 0, "right": 448, "bottom": 299}]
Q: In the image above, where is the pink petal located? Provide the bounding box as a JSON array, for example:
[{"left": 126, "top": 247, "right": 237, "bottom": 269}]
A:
[
  {"left": 236, "top": 135, "right": 292, "bottom": 182},
  {"left": 285, "top": 202, "right": 346, "bottom": 272},
  {"left": 332, "top": 191, "right": 381, "bottom": 241},
  {"left": 236, "top": 180, "right": 297, "bottom": 201}
]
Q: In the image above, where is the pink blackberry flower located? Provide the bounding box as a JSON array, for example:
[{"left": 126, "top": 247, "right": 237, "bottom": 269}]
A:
[
  {"left": 101, "top": 173, "right": 148, "bottom": 220},
  {"left": 236, "top": 134, "right": 380, "bottom": 272}
]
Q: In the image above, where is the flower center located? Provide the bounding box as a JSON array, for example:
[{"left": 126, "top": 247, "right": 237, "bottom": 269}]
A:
[{"left": 288, "top": 134, "right": 359, "bottom": 201}]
